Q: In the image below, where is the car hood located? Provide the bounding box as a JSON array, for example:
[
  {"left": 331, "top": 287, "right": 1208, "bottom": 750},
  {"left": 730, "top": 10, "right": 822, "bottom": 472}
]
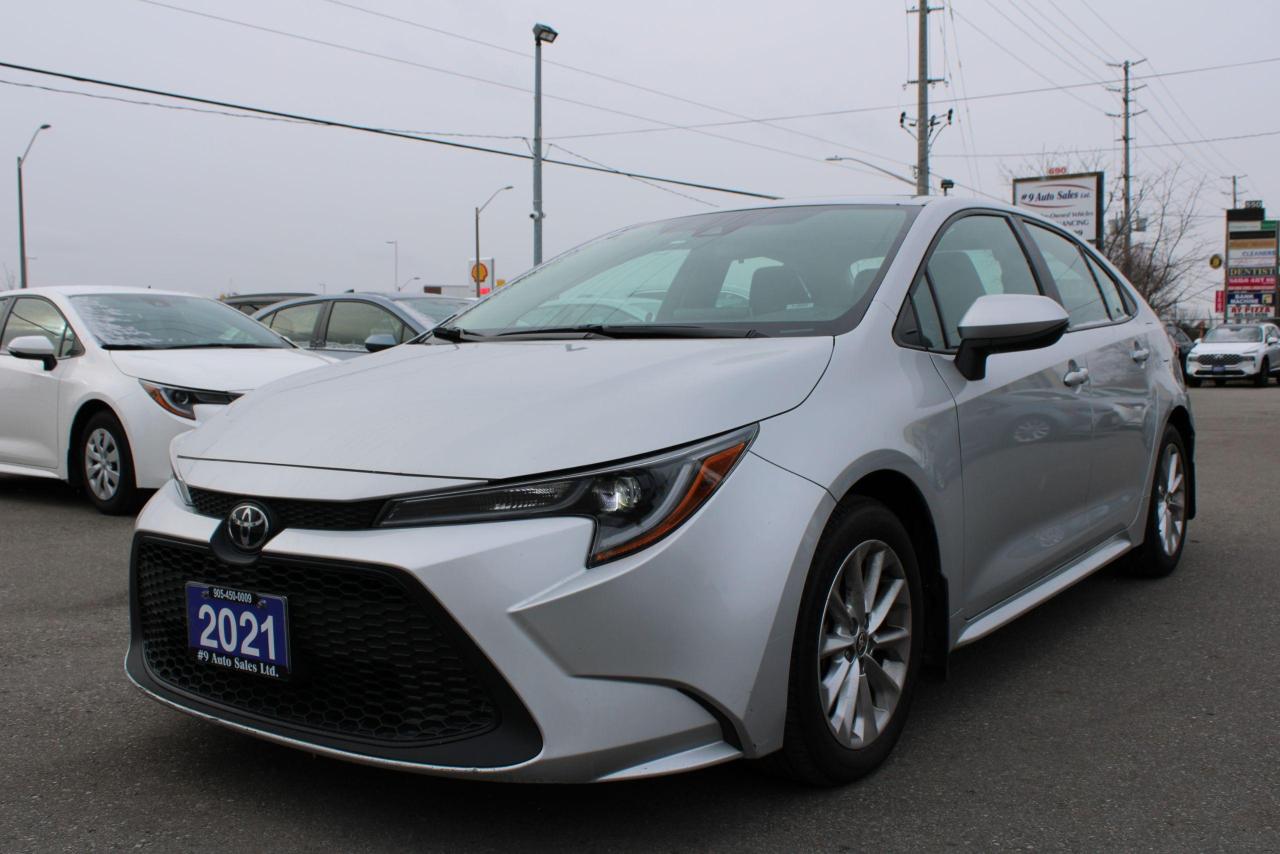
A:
[
  {"left": 176, "top": 337, "right": 835, "bottom": 480},
  {"left": 1189, "top": 342, "right": 1264, "bottom": 355},
  {"left": 109, "top": 348, "right": 331, "bottom": 392}
]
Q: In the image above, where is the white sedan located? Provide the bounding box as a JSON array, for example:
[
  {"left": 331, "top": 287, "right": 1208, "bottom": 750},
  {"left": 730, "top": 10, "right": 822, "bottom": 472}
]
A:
[{"left": 0, "top": 286, "right": 331, "bottom": 513}]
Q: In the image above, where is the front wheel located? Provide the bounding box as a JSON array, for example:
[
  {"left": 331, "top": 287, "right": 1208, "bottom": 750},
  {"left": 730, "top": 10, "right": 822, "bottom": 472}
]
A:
[
  {"left": 1255, "top": 359, "right": 1269, "bottom": 387},
  {"left": 1125, "top": 424, "right": 1189, "bottom": 578},
  {"left": 1186, "top": 376, "right": 1202, "bottom": 388},
  {"left": 79, "top": 411, "right": 141, "bottom": 515},
  {"left": 769, "top": 498, "right": 923, "bottom": 785}
]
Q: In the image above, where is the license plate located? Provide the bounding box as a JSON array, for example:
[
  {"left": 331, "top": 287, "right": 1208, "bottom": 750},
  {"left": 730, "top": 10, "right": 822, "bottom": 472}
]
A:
[
  {"left": 1212, "top": 365, "right": 1226, "bottom": 374},
  {"left": 185, "top": 582, "right": 290, "bottom": 679}
]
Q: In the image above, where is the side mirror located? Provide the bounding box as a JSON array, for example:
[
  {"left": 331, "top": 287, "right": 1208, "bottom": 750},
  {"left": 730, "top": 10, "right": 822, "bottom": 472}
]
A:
[
  {"left": 8, "top": 335, "right": 57, "bottom": 371},
  {"left": 364, "top": 333, "right": 398, "bottom": 353},
  {"left": 1194, "top": 337, "right": 1202, "bottom": 344},
  {"left": 954, "top": 294, "right": 1069, "bottom": 381}
]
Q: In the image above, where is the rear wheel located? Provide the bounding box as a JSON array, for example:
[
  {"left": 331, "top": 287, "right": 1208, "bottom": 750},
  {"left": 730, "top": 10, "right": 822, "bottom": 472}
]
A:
[
  {"left": 1214, "top": 379, "right": 1227, "bottom": 387},
  {"left": 1125, "top": 424, "right": 1189, "bottom": 578},
  {"left": 769, "top": 498, "right": 923, "bottom": 785},
  {"left": 79, "top": 411, "right": 141, "bottom": 515}
]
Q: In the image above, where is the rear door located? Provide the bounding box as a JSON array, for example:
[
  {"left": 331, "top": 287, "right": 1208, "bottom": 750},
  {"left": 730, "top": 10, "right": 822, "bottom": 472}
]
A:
[
  {"left": 260, "top": 301, "right": 324, "bottom": 351},
  {"left": 1021, "top": 221, "right": 1154, "bottom": 540},
  {"left": 0, "top": 296, "right": 74, "bottom": 469},
  {"left": 909, "top": 212, "right": 1097, "bottom": 616}
]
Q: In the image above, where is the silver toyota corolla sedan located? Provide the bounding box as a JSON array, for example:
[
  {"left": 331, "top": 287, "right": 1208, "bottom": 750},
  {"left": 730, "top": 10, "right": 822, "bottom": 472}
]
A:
[{"left": 126, "top": 197, "right": 1194, "bottom": 784}]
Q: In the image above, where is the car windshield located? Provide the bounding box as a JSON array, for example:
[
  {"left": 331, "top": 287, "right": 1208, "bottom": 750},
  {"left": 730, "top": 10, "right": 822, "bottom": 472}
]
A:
[
  {"left": 443, "top": 205, "right": 916, "bottom": 338},
  {"left": 392, "top": 296, "right": 473, "bottom": 324},
  {"left": 72, "top": 293, "right": 288, "bottom": 349},
  {"left": 1204, "top": 325, "right": 1262, "bottom": 343}
]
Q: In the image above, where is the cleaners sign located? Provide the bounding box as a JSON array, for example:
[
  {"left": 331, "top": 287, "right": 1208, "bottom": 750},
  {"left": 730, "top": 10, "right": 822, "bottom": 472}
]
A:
[{"left": 1012, "top": 171, "right": 1104, "bottom": 246}]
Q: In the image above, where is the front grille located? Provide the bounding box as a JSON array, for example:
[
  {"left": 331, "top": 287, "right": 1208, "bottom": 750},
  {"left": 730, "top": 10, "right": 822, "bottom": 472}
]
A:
[
  {"left": 135, "top": 538, "right": 499, "bottom": 745},
  {"left": 188, "top": 487, "right": 385, "bottom": 530},
  {"left": 1196, "top": 353, "right": 1244, "bottom": 365}
]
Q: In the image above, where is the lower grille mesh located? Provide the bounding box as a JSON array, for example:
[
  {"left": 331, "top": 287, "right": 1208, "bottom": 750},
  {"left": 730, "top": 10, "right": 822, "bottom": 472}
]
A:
[{"left": 135, "top": 538, "right": 499, "bottom": 745}]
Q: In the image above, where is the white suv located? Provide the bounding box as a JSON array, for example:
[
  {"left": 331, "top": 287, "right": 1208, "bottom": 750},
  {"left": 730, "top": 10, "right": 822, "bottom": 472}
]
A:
[{"left": 1185, "top": 323, "right": 1280, "bottom": 387}]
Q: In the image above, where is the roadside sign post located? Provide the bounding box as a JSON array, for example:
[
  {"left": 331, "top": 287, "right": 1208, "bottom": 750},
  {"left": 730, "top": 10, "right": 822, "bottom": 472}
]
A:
[{"left": 1224, "top": 206, "right": 1276, "bottom": 324}]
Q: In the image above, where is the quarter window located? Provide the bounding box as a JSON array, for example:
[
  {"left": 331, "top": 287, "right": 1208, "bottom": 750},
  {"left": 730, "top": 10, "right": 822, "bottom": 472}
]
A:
[
  {"left": 1, "top": 297, "right": 77, "bottom": 357},
  {"left": 323, "top": 302, "right": 408, "bottom": 351},
  {"left": 1082, "top": 252, "right": 1131, "bottom": 321},
  {"left": 925, "top": 215, "right": 1040, "bottom": 348},
  {"left": 266, "top": 302, "right": 323, "bottom": 346},
  {"left": 1026, "top": 224, "right": 1109, "bottom": 328}
]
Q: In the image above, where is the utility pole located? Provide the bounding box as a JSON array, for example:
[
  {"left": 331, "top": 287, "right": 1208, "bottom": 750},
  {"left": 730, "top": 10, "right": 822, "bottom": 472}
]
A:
[
  {"left": 16, "top": 123, "right": 51, "bottom": 289},
  {"left": 385, "top": 240, "right": 398, "bottom": 291},
  {"left": 1107, "top": 59, "right": 1145, "bottom": 275},
  {"left": 903, "top": 5, "right": 947, "bottom": 195},
  {"left": 1222, "top": 174, "right": 1244, "bottom": 208},
  {"left": 531, "top": 23, "right": 558, "bottom": 266}
]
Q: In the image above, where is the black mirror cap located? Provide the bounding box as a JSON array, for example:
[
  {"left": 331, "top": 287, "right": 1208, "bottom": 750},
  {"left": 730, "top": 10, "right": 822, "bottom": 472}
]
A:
[
  {"left": 10, "top": 348, "right": 57, "bottom": 371},
  {"left": 364, "top": 333, "right": 398, "bottom": 353},
  {"left": 954, "top": 317, "right": 1069, "bottom": 382}
]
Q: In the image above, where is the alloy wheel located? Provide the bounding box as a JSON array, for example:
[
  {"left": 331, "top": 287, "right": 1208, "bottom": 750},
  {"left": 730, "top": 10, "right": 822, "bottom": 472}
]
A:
[
  {"left": 1154, "top": 443, "right": 1187, "bottom": 556},
  {"left": 85, "top": 427, "right": 121, "bottom": 501},
  {"left": 816, "top": 539, "right": 912, "bottom": 749}
]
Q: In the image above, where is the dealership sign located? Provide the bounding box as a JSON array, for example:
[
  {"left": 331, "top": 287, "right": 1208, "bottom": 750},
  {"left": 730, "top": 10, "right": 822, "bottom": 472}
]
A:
[{"left": 1012, "top": 171, "right": 1104, "bottom": 245}]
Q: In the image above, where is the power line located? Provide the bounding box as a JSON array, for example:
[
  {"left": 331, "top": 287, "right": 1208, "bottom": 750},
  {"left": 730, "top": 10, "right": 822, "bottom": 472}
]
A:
[
  {"left": 0, "top": 60, "right": 781, "bottom": 200},
  {"left": 546, "top": 143, "right": 719, "bottom": 208},
  {"left": 929, "top": 126, "right": 1280, "bottom": 158},
  {"left": 137, "top": 0, "right": 913, "bottom": 181},
  {"left": 547, "top": 55, "right": 1280, "bottom": 142}
]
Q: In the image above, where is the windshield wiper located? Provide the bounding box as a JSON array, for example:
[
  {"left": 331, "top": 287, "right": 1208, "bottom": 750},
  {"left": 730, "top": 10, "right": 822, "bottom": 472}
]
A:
[
  {"left": 426, "top": 325, "right": 491, "bottom": 343},
  {"left": 101, "top": 344, "right": 164, "bottom": 350},
  {"left": 164, "top": 343, "right": 276, "bottom": 349},
  {"left": 493, "top": 324, "right": 767, "bottom": 339}
]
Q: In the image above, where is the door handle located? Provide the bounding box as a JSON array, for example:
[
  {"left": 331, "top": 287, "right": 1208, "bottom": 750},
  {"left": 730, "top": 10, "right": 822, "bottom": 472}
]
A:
[
  {"left": 1131, "top": 344, "right": 1151, "bottom": 363},
  {"left": 1063, "top": 366, "right": 1089, "bottom": 387}
]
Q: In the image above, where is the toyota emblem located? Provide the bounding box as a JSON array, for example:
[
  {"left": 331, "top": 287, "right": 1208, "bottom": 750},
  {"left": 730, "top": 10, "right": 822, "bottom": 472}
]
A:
[{"left": 227, "top": 502, "right": 271, "bottom": 551}]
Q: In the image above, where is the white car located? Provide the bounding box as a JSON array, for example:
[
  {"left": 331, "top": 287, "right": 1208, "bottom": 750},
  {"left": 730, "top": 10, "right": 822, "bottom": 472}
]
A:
[
  {"left": 128, "top": 198, "right": 1193, "bottom": 784},
  {"left": 0, "top": 286, "right": 331, "bottom": 513},
  {"left": 1185, "top": 322, "right": 1280, "bottom": 386}
]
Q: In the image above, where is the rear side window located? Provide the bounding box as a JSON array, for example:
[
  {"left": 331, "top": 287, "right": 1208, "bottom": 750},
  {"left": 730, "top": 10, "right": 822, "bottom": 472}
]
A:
[
  {"left": 1083, "top": 253, "right": 1131, "bottom": 321},
  {"left": 1, "top": 296, "right": 77, "bottom": 357},
  {"left": 1026, "top": 224, "right": 1109, "bottom": 328},
  {"left": 323, "top": 302, "right": 408, "bottom": 350},
  {"left": 925, "top": 215, "right": 1040, "bottom": 348},
  {"left": 266, "top": 302, "right": 322, "bottom": 346}
]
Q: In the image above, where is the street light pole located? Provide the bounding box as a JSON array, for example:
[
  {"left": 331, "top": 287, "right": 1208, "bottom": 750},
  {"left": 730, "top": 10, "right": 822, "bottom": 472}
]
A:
[
  {"left": 16, "top": 123, "right": 51, "bottom": 289},
  {"left": 397, "top": 275, "right": 420, "bottom": 292},
  {"left": 385, "top": 240, "right": 398, "bottom": 292},
  {"left": 531, "top": 23, "right": 558, "bottom": 267},
  {"left": 474, "top": 184, "right": 513, "bottom": 298}
]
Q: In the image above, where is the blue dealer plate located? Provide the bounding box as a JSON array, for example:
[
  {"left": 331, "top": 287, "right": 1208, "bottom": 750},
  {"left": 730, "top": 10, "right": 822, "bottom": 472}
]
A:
[
  {"left": 185, "top": 583, "right": 291, "bottom": 679},
  {"left": 1212, "top": 365, "right": 1226, "bottom": 374}
]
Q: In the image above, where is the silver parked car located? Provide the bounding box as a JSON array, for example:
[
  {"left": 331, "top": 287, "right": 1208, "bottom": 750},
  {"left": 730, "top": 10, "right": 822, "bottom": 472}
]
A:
[{"left": 128, "top": 197, "right": 1194, "bottom": 785}]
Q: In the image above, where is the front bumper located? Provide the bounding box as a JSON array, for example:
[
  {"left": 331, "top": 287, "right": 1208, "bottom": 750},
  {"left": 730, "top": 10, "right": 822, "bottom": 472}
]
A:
[
  {"left": 1186, "top": 357, "right": 1260, "bottom": 379},
  {"left": 126, "top": 454, "right": 833, "bottom": 782}
]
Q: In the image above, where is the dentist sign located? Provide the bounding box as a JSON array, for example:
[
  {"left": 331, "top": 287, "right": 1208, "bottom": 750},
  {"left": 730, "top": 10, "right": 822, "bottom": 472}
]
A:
[{"left": 1013, "top": 171, "right": 1104, "bottom": 246}]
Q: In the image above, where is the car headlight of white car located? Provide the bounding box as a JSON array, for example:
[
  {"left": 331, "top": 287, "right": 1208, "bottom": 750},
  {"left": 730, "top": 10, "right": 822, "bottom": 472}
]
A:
[
  {"left": 378, "top": 425, "right": 757, "bottom": 565},
  {"left": 141, "top": 380, "right": 238, "bottom": 420}
]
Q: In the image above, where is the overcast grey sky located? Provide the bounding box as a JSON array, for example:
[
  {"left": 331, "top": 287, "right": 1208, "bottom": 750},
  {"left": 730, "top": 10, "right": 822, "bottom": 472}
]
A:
[{"left": 2, "top": 1, "right": 1277, "bottom": 309}]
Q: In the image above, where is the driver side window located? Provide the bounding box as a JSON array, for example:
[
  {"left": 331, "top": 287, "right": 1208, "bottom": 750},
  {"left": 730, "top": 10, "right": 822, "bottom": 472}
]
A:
[{"left": 1, "top": 296, "right": 78, "bottom": 357}]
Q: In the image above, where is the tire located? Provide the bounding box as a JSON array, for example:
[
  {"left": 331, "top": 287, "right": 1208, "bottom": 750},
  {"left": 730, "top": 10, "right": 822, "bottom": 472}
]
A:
[
  {"left": 1255, "top": 359, "right": 1269, "bottom": 387},
  {"left": 769, "top": 498, "right": 924, "bottom": 785},
  {"left": 1125, "top": 424, "right": 1189, "bottom": 578},
  {"left": 1214, "top": 379, "right": 1227, "bottom": 387},
  {"left": 79, "top": 410, "right": 141, "bottom": 515},
  {"left": 1186, "top": 376, "right": 1201, "bottom": 388}
]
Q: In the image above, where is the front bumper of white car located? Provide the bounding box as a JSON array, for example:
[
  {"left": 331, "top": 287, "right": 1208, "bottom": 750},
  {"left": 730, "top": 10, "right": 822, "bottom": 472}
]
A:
[
  {"left": 1186, "top": 354, "right": 1262, "bottom": 379},
  {"left": 124, "top": 453, "right": 832, "bottom": 782}
]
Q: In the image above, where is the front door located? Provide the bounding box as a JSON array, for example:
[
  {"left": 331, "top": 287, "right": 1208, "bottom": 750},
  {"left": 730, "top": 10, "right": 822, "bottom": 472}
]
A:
[
  {"left": 905, "top": 212, "right": 1096, "bottom": 617},
  {"left": 0, "top": 296, "right": 68, "bottom": 469}
]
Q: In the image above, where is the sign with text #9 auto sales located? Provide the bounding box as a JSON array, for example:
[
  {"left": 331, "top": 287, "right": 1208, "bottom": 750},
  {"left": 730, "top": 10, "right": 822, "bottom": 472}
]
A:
[{"left": 1012, "top": 172, "right": 1104, "bottom": 246}]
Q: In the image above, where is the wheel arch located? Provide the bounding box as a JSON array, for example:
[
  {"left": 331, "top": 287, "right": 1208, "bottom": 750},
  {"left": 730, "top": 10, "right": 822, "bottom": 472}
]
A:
[
  {"left": 838, "top": 469, "right": 949, "bottom": 673},
  {"left": 66, "top": 398, "right": 125, "bottom": 490}
]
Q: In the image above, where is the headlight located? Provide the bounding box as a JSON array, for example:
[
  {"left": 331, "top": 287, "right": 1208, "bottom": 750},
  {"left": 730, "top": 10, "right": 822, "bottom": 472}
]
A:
[
  {"left": 378, "top": 425, "right": 757, "bottom": 565},
  {"left": 141, "top": 380, "right": 238, "bottom": 420},
  {"left": 169, "top": 440, "right": 193, "bottom": 506}
]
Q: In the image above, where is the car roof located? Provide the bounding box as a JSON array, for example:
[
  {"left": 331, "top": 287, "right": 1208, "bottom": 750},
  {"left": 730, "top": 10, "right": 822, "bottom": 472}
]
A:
[
  {"left": 0, "top": 285, "right": 197, "bottom": 299},
  {"left": 250, "top": 292, "right": 432, "bottom": 327}
]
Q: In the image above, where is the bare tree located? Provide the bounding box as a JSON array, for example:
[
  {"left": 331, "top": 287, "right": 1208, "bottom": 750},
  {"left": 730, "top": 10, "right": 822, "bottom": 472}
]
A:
[{"left": 1001, "top": 154, "right": 1211, "bottom": 319}]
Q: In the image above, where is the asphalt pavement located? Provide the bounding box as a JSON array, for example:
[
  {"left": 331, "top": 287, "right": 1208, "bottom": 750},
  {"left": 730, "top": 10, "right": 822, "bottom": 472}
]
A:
[{"left": 1, "top": 387, "right": 1277, "bottom": 852}]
